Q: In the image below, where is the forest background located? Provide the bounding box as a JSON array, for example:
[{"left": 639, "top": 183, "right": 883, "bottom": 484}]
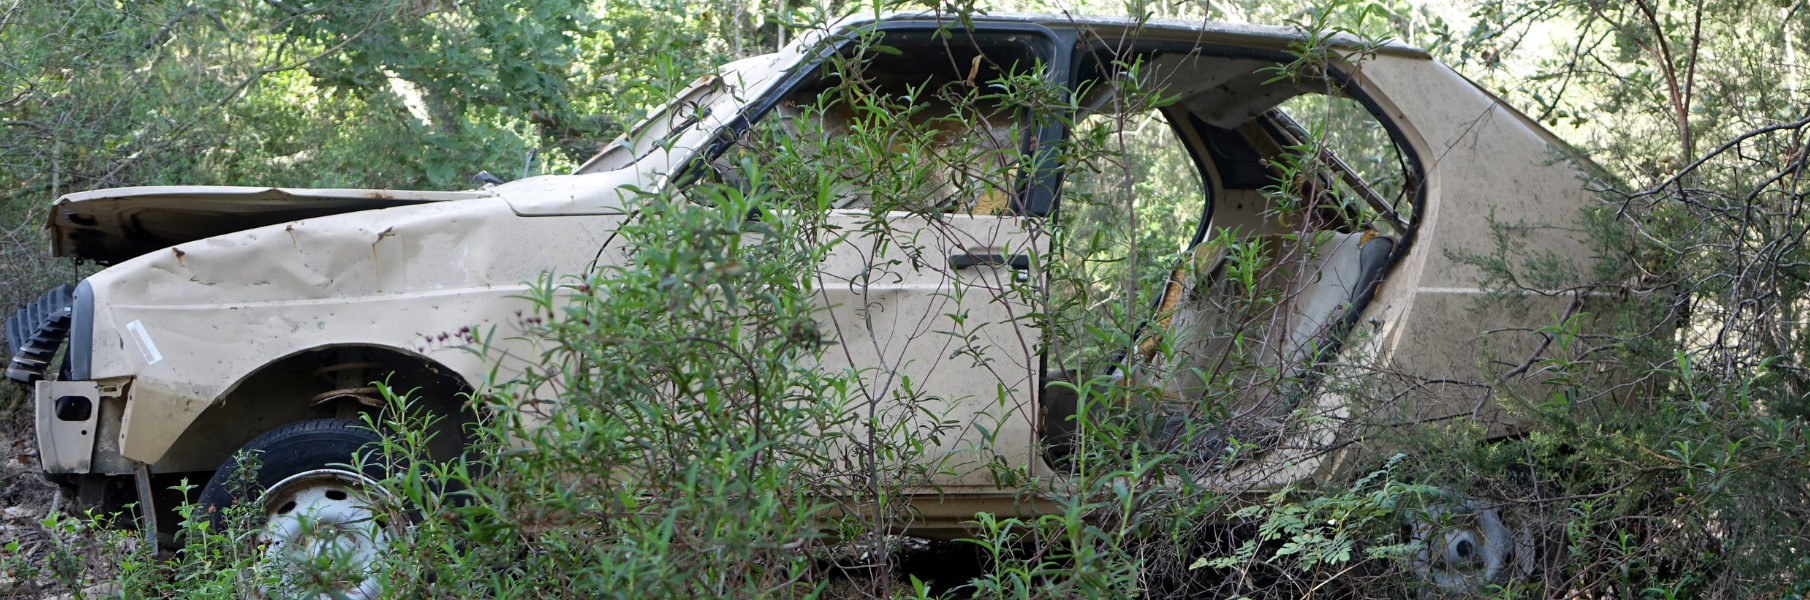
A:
[
  {"left": 3, "top": 0, "right": 1810, "bottom": 598},
  {"left": 8, "top": 0, "right": 1780, "bottom": 304}
]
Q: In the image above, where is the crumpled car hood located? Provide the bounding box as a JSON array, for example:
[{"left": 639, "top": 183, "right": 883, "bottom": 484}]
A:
[{"left": 48, "top": 186, "right": 494, "bottom": 264}]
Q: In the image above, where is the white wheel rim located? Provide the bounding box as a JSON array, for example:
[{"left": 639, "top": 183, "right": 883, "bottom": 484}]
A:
[
  {"left": 1409, "top": 501, "right": 1516, "bottom": 591},
  {"left": 257, "top": 469, "right": 391, "bottom": 600}
]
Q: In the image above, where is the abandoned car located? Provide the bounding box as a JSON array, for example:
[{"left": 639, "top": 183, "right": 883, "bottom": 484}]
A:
[{"left": 11, "top": 12, "right": 1598, "bottom": 590}]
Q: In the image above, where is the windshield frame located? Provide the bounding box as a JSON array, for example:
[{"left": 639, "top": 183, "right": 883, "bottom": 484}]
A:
[{"left": 572, "top": 75, "right": 730, "bottom": 175}]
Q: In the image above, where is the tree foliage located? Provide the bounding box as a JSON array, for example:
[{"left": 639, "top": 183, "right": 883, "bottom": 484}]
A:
[{"left": 0, "top": 0, "right": 731, "bottom": 315}]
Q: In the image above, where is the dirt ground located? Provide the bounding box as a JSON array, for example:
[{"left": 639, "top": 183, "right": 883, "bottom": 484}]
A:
[
  {"left": 2, "top": 394, "right": 63, "bottom": 541},
  {"left": 0, "top": 393, "right": 123, "bottom": 599}
]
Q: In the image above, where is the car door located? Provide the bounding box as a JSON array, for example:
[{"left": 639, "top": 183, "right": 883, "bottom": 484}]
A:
[{"left": 713, "top": 22, "right": 1069, "bottom": 490}]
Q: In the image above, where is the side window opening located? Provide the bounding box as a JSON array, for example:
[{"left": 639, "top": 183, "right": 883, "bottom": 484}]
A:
[
  {"left": 1061, "top": 108, "right": 1208, "bottom": 301},
  {"left": 710, "top": 30, "right": 1046, "bottom": 215},
  {"left": 1051, "top": 53, "right": 1215, "bottom": 371},
  {"left": 1270, "top": 94, "right": 1413, "bottom": 232}
]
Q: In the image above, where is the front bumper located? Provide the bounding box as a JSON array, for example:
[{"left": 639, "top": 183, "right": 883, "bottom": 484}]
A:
[{"left": 33, "top": 379, "right": 124, "bottom": 473}]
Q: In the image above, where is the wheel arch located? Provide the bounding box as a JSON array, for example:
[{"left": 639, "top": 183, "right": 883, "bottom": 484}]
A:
[{"left": 150, "top": 342, "right": 480, "bottom": 474}]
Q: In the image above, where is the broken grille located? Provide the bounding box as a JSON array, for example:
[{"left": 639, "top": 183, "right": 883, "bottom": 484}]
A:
[{"left": 6, "top": 284, "right": 75, "bottom": 384}]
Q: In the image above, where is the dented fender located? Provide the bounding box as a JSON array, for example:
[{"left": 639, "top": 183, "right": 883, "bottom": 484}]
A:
[
  {"left": 49, "top": 186, "right": 495, "bottom": 265},
  {"left": 80, "top": 196, "right": 630, "bottom": 466}
]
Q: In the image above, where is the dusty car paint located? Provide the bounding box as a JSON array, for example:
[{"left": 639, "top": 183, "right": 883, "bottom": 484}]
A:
[
  {"left": 19, "top": 13, "right": 1601, "bottom": 536},
  {"left": 49, "top": 186, "right": 495, "bottom": 265},
  {"left": 62, "top": 67, "right": 766, "bottom": 472}
]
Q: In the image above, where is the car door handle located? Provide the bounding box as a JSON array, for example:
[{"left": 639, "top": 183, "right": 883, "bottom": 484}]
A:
[{"left": 950, "top": 253, "right": 1031, "bottom": 270}]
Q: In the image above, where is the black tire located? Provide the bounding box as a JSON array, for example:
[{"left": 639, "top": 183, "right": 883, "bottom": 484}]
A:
[{"left": 195, "top": 419, "right": 386, "bottom": 527}]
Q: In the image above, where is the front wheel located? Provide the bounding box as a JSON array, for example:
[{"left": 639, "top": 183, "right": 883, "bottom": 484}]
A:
[{"left": 196, "top": 419, "right": 393, "bottom": 600}]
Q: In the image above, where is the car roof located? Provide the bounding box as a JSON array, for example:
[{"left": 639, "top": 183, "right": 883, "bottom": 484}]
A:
[{"left": 830, "top": 11, "right": 1432, "bottom": 60}]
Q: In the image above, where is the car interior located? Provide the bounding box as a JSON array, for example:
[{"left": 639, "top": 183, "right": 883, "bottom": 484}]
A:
[
  {"left": 703, "top": 30, "right": 1420, "bottom": 464},
  {"left": 1048, "top": 44, "right": 1418, "bottom": 463}
]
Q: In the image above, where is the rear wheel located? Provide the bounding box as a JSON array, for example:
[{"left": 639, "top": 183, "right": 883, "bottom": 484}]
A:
[
  {"left": 196, "top": 419, "right": 392, "bottom": 600},
  {"left": 1405, "top": 496, "right": 1539, "bottom": 592}
]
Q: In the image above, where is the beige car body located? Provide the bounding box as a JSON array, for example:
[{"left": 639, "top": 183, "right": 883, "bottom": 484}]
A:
[{"left": 21, "top": 14, "right": 1597, "bottom": 535}]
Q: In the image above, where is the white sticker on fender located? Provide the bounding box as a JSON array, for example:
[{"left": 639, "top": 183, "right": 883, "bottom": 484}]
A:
[{"left": 125, "top": 320, "right": 163, "bottom": 365}]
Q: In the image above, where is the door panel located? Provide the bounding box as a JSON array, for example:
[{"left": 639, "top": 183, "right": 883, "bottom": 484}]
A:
[
  {"left": 710, "top": 22, "right": 1066, "bottom": 491},
  {"left": 814, "top": 210, "right": 1044, "bottom": 489}
]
